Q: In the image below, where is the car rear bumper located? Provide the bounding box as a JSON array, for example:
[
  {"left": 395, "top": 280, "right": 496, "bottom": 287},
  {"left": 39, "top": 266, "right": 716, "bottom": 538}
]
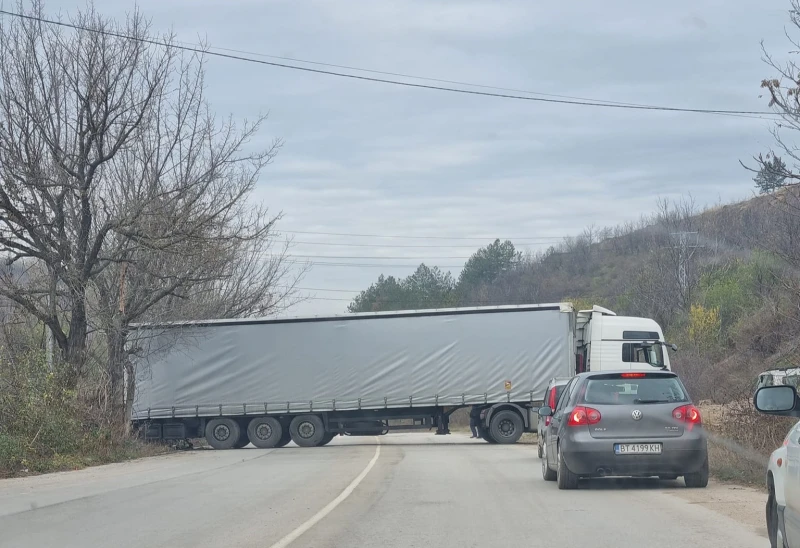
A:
[{"left": 561, "top": 431, "right": 708, "bottom": 477}]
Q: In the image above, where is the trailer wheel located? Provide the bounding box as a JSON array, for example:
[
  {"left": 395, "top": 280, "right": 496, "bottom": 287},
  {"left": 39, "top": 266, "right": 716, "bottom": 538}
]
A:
[
  {"left": 233, "top": 428, "right": 250, "bottom": 449},
  {"left": 289, "top": 414, "right": 325, "bottom": 447},
  {"left": 247, "top": 417, "right": 283, "bottom": 449},
  {"left": 318, "top": 432, "right": 336, "bottom": 446},
  {"left": 489, "top": 410, "right": 524, "bottom": 444},
  {"left": 275, "top": 429, "right": 292, "bottom": 448},
  {"left": 205, "top": 418, "right": 241, "bottom": 450}
]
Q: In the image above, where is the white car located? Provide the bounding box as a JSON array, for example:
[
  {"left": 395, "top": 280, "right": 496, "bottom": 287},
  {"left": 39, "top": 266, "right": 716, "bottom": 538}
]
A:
[{"left": 754, "top": 384, "right": 800, "bottom": 547}]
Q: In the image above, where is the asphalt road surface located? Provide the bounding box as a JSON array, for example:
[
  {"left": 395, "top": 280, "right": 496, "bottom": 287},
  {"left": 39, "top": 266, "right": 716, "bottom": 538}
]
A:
[{"left": 0, "top": 432, "right": 767, "bottom": 548}]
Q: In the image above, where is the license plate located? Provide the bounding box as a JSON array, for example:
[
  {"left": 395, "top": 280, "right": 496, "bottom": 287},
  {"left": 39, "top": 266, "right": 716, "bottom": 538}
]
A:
[{"left": 614, "top": 443, "right": 662, "bottom": 455}]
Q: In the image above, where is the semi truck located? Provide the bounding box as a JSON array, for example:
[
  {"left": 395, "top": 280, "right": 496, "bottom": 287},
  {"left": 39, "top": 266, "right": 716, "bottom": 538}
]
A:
[{"left": 129, "top": 303, "right": 673, "bottom": 449}]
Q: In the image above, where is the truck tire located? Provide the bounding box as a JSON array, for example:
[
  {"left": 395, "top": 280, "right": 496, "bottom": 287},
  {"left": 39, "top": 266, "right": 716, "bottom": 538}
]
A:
[
  {"left": 489, "top": 410, "right": 524, "bottom": 444},
  {"left": 205, "top": 418, "right": 241, "bottom": 450},
  {"left": 480, "top": 428, "right": 498, "bottom": 444},
  {"left": 318, "top": 432, "right": 336, "bottom": 446},
  {"left": 275, "top": 429, "right": 292, "bottom": 448},
  {"left": 233, "top": 428, "right": 250, "bottom": 449},
  {"left": 247, "top": 417, "right": 283, "bottom": 449},
  {"left": 289, "top": 414, "right": 325, "bottom": 447}
]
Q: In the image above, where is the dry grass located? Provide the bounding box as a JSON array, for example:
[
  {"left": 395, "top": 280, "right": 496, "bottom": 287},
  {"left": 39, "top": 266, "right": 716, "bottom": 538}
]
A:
[{"left": 700, "top": 401, "right": 793, "bottom": 488}]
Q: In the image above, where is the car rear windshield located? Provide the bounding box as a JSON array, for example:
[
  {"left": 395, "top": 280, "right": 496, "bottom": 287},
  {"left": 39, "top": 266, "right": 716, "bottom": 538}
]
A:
[{"left": 582, "top": 375, "right": 688, "bottom": 405}]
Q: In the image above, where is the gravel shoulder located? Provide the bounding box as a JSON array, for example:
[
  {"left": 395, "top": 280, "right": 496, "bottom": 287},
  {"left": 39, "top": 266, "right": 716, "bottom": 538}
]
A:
[{"left": 667, "top": 480, "right": 767, "bottom": 540}]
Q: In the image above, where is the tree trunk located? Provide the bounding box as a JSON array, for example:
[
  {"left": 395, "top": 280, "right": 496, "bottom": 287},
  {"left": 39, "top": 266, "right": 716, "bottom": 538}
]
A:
[
  {"left": 124, "top": 360, "right": 136, "bottom": 436},
  {"left": 106, "top": 324, "right": 129, "bottom": 430},
  {"left": 63, "top": 287, "right": 89, "bottom": 387}
]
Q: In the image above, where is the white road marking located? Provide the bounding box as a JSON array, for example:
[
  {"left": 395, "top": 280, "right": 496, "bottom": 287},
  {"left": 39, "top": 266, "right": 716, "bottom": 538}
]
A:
[{"left": 268, "top": 439, "right": 381, "bottom": 548}]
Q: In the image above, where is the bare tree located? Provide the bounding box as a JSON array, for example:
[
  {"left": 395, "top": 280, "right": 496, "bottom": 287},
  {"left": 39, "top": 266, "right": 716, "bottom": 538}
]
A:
[
  {"left": 93, "top": 232, "right": 305, "bottom": 422},
  {"left": 0, "top": 3, "right": 293, "bottom": 396}
]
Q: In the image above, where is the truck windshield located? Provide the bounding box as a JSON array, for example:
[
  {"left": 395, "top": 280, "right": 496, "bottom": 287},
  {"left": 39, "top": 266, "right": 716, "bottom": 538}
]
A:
[{"left": 622, "top": 342, "right": 665, "bottom": 368}]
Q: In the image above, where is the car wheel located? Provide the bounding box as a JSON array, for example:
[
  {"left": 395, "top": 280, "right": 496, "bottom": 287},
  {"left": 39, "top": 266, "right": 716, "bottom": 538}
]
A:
[
  {"left": 289, "top": 414, "right": 326, "bottom": 447},
  {"left": 684, "top": 456, "right": 709, "bottom": 488},
  {"left": 767, "top": 480, "right": 782, "bottom": 548},
  {"left": 542, "top": 444, "right": 557, "bottom": 481},
  {"left": 489, "top": 410, "right": 524, "bottom": 444},
  {"left": 205, "top": 418, "right": 241, "bottom": 450},
  {"left": 556, "top": 445, "right": 579, "bottom": 490},
  {"left": 247, "top": 417, "right": 283, "bottom": 448}
]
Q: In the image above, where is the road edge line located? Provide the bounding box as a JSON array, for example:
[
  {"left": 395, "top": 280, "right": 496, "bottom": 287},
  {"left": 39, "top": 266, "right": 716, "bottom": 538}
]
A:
[{"left": 268, "top": 438, "right": 381, "bottom": 548}]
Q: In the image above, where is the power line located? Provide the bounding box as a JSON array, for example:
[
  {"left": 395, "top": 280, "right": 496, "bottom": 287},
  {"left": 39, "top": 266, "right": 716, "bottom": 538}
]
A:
[
  {"left": 280, "top": 229, "right": 563, "bottom": 240},
  {"left": 297, "top": 296, "right": 542, "bottom": 304},
  {"left": 292, "top": 286, "right": 361, "bottom": 293},
  {"left": 290, "top": 254, "right": 474, "bottom": 260},
  {"left": 289, "top": 240, "right": 559, "bottom": 248},
  {"left": 295, "top": 262, "right": 465, "bottom": 268},
  {"left": 173, "top": 43, "right": 675, "bottom": 109},
  {"left": 0, "top": 9, "right": 777, "bottom": 117}
]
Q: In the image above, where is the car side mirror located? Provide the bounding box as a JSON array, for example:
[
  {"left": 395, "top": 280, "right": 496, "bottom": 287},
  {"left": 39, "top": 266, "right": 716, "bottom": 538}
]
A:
[
  {"left": 538, "top": 406, "right": 553, "bottom": 417},
  {"left": 754, "top": 385, "right": 800, "bottom": 416}
]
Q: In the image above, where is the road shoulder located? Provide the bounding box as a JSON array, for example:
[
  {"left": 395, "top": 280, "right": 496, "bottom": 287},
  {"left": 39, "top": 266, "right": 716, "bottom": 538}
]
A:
[{"left": 666, "top": 479, "right": 767, "bottom": 539}]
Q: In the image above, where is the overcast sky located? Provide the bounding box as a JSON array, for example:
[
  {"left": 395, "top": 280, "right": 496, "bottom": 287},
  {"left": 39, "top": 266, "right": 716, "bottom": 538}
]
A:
[{"left": 42, "top": 0, "right": 794, "bottom": 315}]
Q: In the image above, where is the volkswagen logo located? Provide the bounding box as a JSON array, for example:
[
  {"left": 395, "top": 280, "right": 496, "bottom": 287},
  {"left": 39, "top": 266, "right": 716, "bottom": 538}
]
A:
[{"left": 631, "top": 409, "right": 643, "bottom": 421}]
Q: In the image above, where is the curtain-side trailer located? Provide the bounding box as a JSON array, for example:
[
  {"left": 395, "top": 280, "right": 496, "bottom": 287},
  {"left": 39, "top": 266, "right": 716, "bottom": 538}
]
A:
[{"left": 129, "top": 303, "right": 672, "bottom": 449}]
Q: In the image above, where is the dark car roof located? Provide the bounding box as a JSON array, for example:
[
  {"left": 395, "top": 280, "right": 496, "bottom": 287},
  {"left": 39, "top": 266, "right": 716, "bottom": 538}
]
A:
[{"left": 576, "top": 369, "right": 677, "bottom": 379}]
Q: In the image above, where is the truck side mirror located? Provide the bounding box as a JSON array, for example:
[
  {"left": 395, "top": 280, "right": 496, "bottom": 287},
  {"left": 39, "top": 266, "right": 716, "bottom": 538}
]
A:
[
  {"left": 754, "top": 385, "right": 800, "bottom": 416},
  {"left": 538, "top": 406, "right": 553, "bottom": 417}
]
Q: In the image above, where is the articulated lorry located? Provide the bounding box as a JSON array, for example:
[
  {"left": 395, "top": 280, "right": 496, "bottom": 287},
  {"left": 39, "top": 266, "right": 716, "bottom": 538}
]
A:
[{"left": 130, "top": 303, "right": 673, "bottom": 449}]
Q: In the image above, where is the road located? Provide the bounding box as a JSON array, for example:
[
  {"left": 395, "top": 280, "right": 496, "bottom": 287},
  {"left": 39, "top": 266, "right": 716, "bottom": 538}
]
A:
[{"left": 0, "top": 432, "right": 768, "bottom": 548}]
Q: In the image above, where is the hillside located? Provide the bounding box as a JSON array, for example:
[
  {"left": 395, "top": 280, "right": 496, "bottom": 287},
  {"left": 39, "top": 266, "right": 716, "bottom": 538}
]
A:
[
  {"left": 352, "top": 190, "right": 800, "bottom": 397},
  {"left": 349, "top": 189, "right": 800, "bottom": 482}
]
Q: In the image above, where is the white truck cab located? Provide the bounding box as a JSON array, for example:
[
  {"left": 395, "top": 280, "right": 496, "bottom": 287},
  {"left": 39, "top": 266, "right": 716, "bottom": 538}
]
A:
[{"left": 576, "top": 305, "right": 674, "bottom": 372}]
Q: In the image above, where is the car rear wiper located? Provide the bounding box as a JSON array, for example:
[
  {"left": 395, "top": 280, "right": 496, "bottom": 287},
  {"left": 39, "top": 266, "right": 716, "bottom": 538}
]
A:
[{"left": 633, "top": 398, "right": 670, "bottom": 404}]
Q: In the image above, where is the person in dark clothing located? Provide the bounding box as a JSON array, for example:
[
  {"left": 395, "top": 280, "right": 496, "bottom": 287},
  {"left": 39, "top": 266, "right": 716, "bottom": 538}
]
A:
[{"left": 469, "top": 406, "right": 482, "bottom": 438}]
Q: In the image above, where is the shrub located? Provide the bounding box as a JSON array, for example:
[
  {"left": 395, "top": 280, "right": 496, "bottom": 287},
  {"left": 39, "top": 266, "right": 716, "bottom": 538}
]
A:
[
  {"left": 0, "top": 349, "right": 164, "bottom": 477},
  {"left": 687, "top": 304, "right": 721, "bottom": 345}
]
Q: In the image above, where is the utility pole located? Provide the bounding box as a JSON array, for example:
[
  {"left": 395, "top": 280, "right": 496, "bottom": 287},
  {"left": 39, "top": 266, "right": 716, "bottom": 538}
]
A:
[
  {"left": 46, "top": 265, "right": 57, "bottom": 370},
  {"left": 670, "top": 231, "right": 701, "bottom": 306}
]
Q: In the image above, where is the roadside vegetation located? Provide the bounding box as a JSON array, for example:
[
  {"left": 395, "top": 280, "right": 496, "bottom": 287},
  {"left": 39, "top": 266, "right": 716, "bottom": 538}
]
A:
[{"left": 0, "top": 2, "right": 301, "bottom": 477}]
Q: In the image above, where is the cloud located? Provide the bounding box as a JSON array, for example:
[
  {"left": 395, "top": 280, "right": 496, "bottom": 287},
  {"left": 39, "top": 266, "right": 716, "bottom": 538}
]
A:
[{"left": 44, "top": 0, "right": 790, "bottom": 316}]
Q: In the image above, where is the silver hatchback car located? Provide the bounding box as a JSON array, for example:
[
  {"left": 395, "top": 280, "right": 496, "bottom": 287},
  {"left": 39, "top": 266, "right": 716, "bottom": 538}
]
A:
[{"left": 538, "top": 370, "right": 708, "bottom": 489}]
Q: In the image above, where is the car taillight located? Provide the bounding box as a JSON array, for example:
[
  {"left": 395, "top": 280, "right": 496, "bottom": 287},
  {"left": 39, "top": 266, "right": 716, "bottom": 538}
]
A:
[
  {"left": 567, "top": 406, "right": 601, "bottom": 426},
  {"left": 621, "top": 372, "right": 646, "bottom": 378},
  {"left": 548, "top": 387, "right": 557, "bottom": 408},
  {"left": 544, "top": 387, "right": 558, "bottom": 427},
  {"left": 672, "top": 405, "right": 702, "bottom": 430}
]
